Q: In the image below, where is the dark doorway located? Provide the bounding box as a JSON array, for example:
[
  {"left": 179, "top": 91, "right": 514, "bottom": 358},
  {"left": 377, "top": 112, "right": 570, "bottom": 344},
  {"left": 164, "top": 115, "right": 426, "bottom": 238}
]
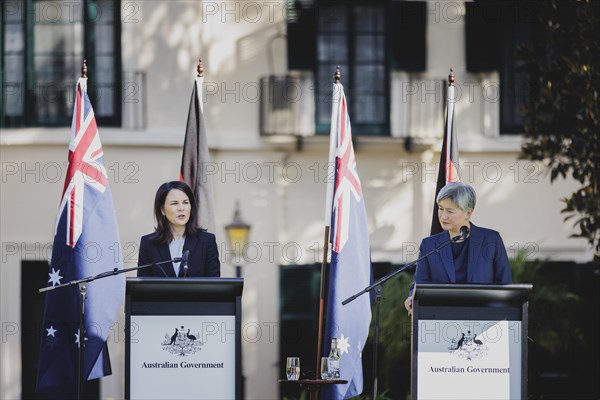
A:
[{"left": 21, "top": 260, "right": 99, "bottom": 399}]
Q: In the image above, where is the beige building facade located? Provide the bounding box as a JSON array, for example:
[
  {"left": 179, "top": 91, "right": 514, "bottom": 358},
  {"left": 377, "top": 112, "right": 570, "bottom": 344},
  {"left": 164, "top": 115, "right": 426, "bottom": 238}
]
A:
[{"left": 0, "top": 1, "right": 592, "bottom": 399}]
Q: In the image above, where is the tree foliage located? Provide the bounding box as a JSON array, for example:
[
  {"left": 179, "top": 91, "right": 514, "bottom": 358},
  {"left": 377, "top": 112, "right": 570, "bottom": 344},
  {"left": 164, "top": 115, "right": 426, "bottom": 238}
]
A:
[{"left": 519, "top": 0, "right": 600, "bottom": 260}]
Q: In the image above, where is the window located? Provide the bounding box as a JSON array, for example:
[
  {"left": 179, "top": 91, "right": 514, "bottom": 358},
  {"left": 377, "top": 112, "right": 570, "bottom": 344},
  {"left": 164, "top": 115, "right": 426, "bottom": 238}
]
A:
[
  {"left": 287, "top": 0, "right": 426, "bottom": 137},
  {"left": 1, "top": 0, "right": 121, "bottom": 127},
  {"left": 315, "top": 4, "right": 388, "bottom": 135},
  {"left": 498, "top": 25, "right": 535, "bottom": 134},
  {"left": 466, "top": 0, "right": 542, "bottom": 134}
]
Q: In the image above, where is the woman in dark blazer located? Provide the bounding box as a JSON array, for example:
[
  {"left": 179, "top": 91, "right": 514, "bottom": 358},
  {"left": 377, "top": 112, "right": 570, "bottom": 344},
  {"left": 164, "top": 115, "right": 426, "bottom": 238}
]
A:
[
  {"left": 404, "top": 182, "right": 511, "bottom": 314},
  {"left": 137, "top": 181, "right": 220, "bottom": 277}
]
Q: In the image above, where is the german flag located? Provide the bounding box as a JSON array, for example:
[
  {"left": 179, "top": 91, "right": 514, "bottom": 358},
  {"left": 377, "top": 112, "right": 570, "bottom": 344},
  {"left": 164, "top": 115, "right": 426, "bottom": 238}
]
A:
[{"left": 430, "top": 69, "right": 460, "bottom": 235}]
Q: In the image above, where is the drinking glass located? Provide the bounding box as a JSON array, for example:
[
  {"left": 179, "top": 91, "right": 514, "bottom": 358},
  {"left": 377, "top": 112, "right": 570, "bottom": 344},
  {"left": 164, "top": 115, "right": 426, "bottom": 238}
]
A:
[
  {"left": 286, "top": 357, "right": 300, "bottom": 380},
  {"left": 320, "top": 357, "right": 332, "bottom": 380}
]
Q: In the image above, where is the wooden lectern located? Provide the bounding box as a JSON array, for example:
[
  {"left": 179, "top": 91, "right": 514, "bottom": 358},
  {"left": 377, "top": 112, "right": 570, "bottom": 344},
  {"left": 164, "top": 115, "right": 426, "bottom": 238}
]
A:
[
  {"left": 125, "top": 278, "right": 243, "bottom": 399},
  {"left": 411, "top": 283, "right": 532, "bottom": 400}
]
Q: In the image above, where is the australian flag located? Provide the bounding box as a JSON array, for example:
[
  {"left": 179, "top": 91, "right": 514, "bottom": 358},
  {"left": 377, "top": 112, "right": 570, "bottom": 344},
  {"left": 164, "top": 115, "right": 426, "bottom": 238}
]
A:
[
  {"left": 36, "top": 77, "right": 125, "bottom": 398},
  {"left": 323, "top": 82, "right": 372, "bottom": 399}
]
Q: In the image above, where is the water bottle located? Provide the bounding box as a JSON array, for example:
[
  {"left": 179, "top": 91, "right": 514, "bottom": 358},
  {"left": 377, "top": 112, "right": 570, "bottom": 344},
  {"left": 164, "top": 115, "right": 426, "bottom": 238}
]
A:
[{"left": 328, "top": 338, "right": 340, "bottom": 379}]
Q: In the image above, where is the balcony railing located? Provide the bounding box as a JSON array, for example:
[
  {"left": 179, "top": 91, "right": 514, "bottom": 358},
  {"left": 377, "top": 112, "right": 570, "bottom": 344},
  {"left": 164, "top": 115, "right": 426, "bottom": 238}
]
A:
[
  {"left": 259, "top": 74, "right": 315, "bottom": 137},
  {"left": 259, "top": 72, "right": 450, "bottom": 140}
]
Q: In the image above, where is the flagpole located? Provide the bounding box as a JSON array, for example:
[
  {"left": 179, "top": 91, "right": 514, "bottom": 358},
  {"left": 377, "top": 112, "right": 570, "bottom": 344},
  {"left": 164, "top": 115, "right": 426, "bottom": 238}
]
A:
[
  {"left": 196, "top": 58, "right": 204, "bottom": 113},
  {"left": 316, "top": 225, "right": 329, "bottom": 378},
  {"left": 78, "top": 59, "right": 88, "bottom": 400},
  {"left": 445, "top": 69, "right": 456, "bottom": 182},
  {"left": 197, "top": 58, "right": 204, "bottom": 77},
  {"left": 316, "top": 66, "right": 342, "bottom": 379}
]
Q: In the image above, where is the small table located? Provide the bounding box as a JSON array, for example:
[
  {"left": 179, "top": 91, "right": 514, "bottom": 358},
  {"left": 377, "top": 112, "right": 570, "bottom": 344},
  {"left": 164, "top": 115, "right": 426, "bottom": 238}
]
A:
[{"left": 279, "top": 379, "right": 348, "bottom": 400}]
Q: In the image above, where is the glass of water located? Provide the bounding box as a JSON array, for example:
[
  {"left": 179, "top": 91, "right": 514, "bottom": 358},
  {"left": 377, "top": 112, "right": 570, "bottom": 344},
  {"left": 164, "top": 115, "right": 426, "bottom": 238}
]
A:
[
  {"left": 320, "top": 357, "right": 332, "bottom": 380},
  {"left": 286, "top": 357, "right": 300, "bottom": 380}
]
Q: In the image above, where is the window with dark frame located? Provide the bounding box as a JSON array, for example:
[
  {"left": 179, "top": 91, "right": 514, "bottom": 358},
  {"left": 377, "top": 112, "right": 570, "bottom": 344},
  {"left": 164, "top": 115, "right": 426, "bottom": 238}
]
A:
[
  {"left": 1, "top": 0, "right": 121, "bottom": 128},
  {"left": 465, "top": 0, "right": 541, "bottom": 135},
  {"left": 286, "top": 0, "right": 425, "bottom": 137},
  {"left": 498, "top": 25, "right": 535, "bottom": 134},
  {"left": 315, "top": 3, "right": 389, "bottom": 136}
]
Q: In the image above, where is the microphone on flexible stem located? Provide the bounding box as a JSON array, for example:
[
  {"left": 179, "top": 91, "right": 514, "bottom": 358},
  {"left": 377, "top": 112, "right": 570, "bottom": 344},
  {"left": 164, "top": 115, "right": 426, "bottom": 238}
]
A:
[
  {"left": 452, "top": 225, "right": 470, "bottom": 242},
  {"left": 181, "top": 250, "right": 190, "bottom": 278}
]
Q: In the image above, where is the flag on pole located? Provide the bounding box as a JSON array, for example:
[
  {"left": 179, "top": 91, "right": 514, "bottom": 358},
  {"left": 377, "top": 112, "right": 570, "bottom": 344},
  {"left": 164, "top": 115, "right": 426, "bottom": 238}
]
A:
[
  {"left": 180, "top": 74, "right": 216, "bottom": 233},
  {"left": 430, "top": 70, "right": 460, "bottom": 235},
  {"left": 323, "top": 82, "right": 372, "bottom": 399},
  {"left": 37, "top": 77, "right": 125, "bottom": 397}
]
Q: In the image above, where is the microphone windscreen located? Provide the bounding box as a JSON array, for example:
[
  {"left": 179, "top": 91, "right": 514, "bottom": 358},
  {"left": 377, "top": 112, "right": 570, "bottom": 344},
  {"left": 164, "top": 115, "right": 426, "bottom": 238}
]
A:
[{"left": 460, "top": 225, "right": 469, "bottom": 239}]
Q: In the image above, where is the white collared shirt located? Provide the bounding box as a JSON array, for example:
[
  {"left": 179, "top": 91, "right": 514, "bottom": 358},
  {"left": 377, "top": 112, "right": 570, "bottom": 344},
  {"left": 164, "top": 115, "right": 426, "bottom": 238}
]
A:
[{"left": 169, "top": 237, "right": 185, "bottom": 276}]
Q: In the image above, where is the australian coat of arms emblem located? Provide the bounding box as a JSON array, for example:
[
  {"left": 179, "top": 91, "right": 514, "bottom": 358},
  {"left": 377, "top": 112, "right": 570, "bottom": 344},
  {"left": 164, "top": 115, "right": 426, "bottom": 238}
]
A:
[
  {"left": 162, "top": 325, "right": 204, "bottom": 356},
  {"left": 448, "top": 330, "right": 488, "bottom": 361}
]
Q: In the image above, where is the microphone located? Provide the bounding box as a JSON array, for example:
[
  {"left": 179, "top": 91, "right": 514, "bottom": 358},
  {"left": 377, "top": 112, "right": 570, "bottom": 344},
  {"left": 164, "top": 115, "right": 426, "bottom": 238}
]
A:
[
  {"left": 460, "top": 225, "right": 470, "bottom": 240},
  {"left": 451, "top": 225, "right": 470, "bottom": 242},
  {"left": 181, "top": 250, "right": 190, "bottom": 278}
]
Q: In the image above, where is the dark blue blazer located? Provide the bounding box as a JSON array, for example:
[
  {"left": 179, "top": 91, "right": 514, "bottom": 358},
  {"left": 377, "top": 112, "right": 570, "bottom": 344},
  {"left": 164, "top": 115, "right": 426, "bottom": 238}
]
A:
[
  {"left": 137, "top": 231, "right": 220, "bottom": 277},
  {"left": 410, "top": 223, "right": 512, "bottom": 294}
]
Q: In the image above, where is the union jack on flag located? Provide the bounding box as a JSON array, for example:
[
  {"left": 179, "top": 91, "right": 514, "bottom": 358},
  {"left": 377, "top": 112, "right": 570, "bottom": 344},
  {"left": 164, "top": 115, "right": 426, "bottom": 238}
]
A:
[
  {"left": 323, "top": 82, "right": 372, "bottom": 399},
  {"left": 330, "top": 89, "right": 363, "bottom": 254},
  {"left": 60, "top": 79, "right": 108, "bottom": 247},
  {"left": 37, "top": 77, "right": 125, "bottom": 398}
]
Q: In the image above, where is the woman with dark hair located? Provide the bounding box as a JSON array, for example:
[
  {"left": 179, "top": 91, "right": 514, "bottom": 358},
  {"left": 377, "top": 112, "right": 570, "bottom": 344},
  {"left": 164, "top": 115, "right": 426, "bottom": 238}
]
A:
[
  {"left": 404, "top": 182, "right": 511, "bottom": 315},
  {"left": 137, "top": 181, "right": 220, "bottom": 277}
]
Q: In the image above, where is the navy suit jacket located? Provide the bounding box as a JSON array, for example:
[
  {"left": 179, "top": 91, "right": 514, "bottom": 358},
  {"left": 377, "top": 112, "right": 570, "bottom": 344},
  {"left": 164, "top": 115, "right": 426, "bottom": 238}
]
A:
[
  {"left": 410, "top": 223, "right": 511, "bottom": 294},
  {"left": 137, "top": 231, "right": 220, "bottom": 277}
]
